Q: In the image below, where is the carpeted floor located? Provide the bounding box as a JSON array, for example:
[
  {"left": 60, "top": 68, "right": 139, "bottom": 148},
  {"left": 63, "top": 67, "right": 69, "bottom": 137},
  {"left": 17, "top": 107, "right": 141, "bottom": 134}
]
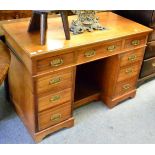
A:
[{"left": 0, "top": 79, "right": 155, "bottom": 144}]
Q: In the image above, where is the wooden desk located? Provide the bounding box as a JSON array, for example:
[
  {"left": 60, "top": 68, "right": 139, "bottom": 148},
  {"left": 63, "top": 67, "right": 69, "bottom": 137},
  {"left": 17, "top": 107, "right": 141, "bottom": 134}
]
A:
[{"left": 2, "top": 12, "right": 152, "bottom": 142}]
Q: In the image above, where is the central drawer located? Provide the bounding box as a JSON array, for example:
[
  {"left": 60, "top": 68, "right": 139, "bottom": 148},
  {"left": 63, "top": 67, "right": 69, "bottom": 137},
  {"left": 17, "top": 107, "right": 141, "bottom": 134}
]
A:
[
  {"left": 38, "top": 102, "right": 71, "bottom": 131},
  {"left": 77, "top": 40, "right": 122, "bottom": 64}
]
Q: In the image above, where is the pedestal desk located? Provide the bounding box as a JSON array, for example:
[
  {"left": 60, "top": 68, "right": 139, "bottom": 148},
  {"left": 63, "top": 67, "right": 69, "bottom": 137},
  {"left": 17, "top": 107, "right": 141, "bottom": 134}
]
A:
[{"left": 2, "top": 12, "right": 152, "bottom": 142}]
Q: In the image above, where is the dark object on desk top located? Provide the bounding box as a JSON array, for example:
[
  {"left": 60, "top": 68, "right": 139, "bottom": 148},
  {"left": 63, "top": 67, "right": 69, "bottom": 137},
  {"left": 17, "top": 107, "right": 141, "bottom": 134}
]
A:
[{"left": 28, "top": 10, "right": 70, "bottom": 45}]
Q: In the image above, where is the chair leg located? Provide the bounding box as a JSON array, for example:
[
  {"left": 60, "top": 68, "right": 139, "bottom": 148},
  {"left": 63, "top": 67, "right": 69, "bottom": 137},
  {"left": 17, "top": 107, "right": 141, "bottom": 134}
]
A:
[
  {"left": 40, "top": 13, "right": 48, "bottom": 45},
  {"left": 28, "top": 12, "right": 48, "bottom": 45},
  {"left": 28, "top": 12, "right": 41, "bottom": 32},
  {"left": 60, "top": 11, "right": 70, "bottom": 40}
]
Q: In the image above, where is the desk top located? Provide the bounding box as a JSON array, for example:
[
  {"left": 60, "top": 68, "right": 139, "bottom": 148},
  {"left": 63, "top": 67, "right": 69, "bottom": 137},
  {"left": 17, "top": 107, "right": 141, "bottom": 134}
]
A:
[{"left": 2, "top": 12, "right": 152, "bottom": 58}]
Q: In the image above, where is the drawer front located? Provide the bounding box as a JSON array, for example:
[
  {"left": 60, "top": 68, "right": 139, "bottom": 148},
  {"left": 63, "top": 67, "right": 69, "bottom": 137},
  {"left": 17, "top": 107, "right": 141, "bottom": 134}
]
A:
[
  {"left": 36, "top": 68, "right": 73, "bottom": 94},
  {"left": 38, "top": 88, "right": 72, "bottom": 112},
  {"left": 114, "top": 78, "right": 137, "bottom": 97},
  {"left": 124, "top": 35, "right": 147, "bottom": 49},
  {"left": 144, "top": 41, "right": 155, "bottom": 59},
  {"left": 118, "top": 63, "right": 141, "bottom": 82},
  {"left": 77, "top": 40, "right": 122, "bottom": 64},
  {"left": 37, "top": 52, "right": 74, "bottom": 73},
  {"left": 120, "top": 48, "right": 145, "bottom": 67},
  {"left": 38, "top": 102, "right": 71, "bottom": 130},
  {"left": 0, "top": 11, "right": 32, "bottom": 20},
  {"left": 140, "top": 57, "right": 155, "bottom": 78},
  {"left": 148, "top": 30, "right": 155, "bottom": 42}
]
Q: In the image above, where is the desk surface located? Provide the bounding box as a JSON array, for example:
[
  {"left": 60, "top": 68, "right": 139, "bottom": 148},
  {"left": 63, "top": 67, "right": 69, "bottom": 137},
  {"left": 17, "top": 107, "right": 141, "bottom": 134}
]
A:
[{"left": 2, "top": 12, "right": 152, "bottom": 57}]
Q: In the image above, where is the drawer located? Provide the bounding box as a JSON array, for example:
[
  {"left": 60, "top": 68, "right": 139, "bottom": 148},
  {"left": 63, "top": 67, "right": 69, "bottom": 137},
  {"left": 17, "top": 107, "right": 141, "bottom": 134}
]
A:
[
  {"left": 38, "top": 88, "right": 72, "bottom": 112},
  {"left": 38, "top": 102, "right": 71, "bottom": 130},
  {"left": 144, "top": 41, "right": 155, "bottom": 59},
  {"left": 120, "top": 48, "right": 145, "bottom": 67},
  {"left": 140, "top": 57, "right": 155, "bottom": 78},
  {"left": 124, "top": 35, "right": 147, "bottom": 49},
  {"left": 148, "top": 30, "right": 155, "bottom": 42},
  {"left": 0, "top": 11, "right": 32, "bottom": 20},
  {"left": 37, "top": 52, "right": 74, "bottom": 73},
  {"left": 114, "top": 78, "right": 137, "bottom": 97},
  {"left": 77, "top": 40, "right": 122, "bottom": 64},
  {"left": 117, "top": 63, "right": 141, "bottom": 82},
  {"left": 36, "top": 68, "right": 73, "bottom": 94}
]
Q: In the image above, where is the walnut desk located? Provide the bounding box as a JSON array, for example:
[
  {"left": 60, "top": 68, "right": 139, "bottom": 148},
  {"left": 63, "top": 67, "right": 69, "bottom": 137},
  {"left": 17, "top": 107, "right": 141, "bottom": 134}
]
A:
[{"left": 2, "top": 12, "right": 152, "bottom": 142}]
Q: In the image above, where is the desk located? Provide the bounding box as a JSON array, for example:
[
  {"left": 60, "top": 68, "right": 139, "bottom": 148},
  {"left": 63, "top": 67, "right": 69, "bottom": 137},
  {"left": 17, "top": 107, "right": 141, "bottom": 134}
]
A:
[{"left": 2, "top": 12, "right": 152, "bottom": 142}]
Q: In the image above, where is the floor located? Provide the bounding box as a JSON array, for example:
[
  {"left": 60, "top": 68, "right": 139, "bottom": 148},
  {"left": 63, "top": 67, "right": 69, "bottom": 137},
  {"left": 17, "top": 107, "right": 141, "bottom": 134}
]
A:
[{"left": 0, "top": 79, "right": 155, "bottom": 144}]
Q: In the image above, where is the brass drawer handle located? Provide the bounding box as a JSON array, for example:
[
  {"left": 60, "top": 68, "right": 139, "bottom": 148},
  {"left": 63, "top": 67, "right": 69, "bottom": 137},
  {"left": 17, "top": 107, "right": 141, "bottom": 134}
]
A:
[
  {"left": 122, "top": 84, "right": 131, "bottom": 90},
  {"left": 131, "top": 40, "right": 140, "bottom": 46},
  {"left": 49, "top": 77, "right": 61, "bottom": 85},
  {"left": 84, "top": 49, "right": 96, "bottom": 57},
  {"left": 152, "top": 62, "right": 155, "bottom": 67},
  {"left": 128, "top": 55, "right": 137, "bottom": 61},
  {"left": 50, "top": 95, "right": 60, "bottom": 102},
  {"left": 125, "top": 68, "right": 133, "bottom": 74},
  {"left": 107, "top": 45, "right": 116, "bottom": 52},
  {"left": 51, "top": 58, "right": 64, "bottom": 67},
  {"left": 51, "top": 113, "right": 61, "bottom": 122}
]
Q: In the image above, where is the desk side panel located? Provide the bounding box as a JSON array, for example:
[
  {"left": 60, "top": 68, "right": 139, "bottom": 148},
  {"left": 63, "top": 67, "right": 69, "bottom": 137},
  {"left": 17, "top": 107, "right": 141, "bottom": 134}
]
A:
[{"left": 9, "top": 52, "right": 36, "bottom": 133}]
